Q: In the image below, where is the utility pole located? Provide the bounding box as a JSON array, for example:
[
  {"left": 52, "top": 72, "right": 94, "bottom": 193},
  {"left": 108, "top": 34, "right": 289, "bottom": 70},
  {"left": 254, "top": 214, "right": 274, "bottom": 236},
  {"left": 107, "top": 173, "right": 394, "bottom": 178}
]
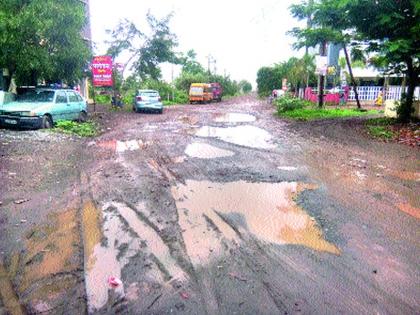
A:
[{"left": 206, "top": 54, "right": 213, "bottom": 74}]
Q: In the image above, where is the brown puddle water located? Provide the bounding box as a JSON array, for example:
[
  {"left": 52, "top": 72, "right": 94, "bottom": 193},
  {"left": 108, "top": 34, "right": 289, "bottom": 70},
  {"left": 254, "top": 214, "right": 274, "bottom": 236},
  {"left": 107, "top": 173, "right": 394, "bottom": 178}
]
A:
[
  {"left": 171, "top": 180, "right": 340, "bottom": 266},
  {"left": 195, "top": 125, "right": 276, "bottom": 149},
  {"left": 185, "top": 142, "right": 235, "bottom": 159},
  {"left": 96, "top": 139, "right": 152, "bottom": 153},
  {"left": 396, "top": 203, "right": 420, "bottom": 219},
  {"left": 84, "top": 201, "right": 186, "bottom": 312},
  {"left": 214, "top": 113, "right": 256, "bottom": 123},
  {"left": 22, "top": 208, "right": 80, "bottom": 292}
]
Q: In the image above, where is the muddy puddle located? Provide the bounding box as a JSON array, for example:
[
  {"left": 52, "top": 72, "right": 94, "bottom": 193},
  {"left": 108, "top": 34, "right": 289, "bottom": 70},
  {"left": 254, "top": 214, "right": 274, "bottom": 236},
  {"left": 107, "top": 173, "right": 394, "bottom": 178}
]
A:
[
  {"left": 83, "top": 201, "right": 186, "bottom": 312},
  {"left": 185, "top": 142, "right": 235, "bottom": 159},
  {"left": 214, "top": 113, "right": 256, "bottom": 123},
  {"left": 278, "top": 166, "right": 298, "bottom": 171},
  {"left": 96, "top": 139, "right": 152, "bottom": 153},
  {"left": 172, "top": 180, "right": 340, "bottom": 266},
  {"left": 195, "top": 125, "right": 276, "bottom": 149}
]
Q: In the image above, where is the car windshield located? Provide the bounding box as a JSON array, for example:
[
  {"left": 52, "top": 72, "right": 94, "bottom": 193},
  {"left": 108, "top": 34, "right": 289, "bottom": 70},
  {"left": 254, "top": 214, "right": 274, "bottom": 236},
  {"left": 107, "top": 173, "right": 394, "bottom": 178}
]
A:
[
  {"left": 190, "top": 87, "right": 203, "bottom": 93},
  {"left": 17, "top": 90, "right": 55, "bottom": 102},
  {"left": 139, "top": 91, "right": 159, "bottom": 97}
]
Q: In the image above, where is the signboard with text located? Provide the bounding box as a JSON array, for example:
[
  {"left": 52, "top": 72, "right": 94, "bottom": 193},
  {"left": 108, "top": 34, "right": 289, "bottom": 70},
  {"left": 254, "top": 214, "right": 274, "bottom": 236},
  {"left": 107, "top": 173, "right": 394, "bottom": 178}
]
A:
[{"left": 92, "top": 56, "right": 113, "bottom": 87}]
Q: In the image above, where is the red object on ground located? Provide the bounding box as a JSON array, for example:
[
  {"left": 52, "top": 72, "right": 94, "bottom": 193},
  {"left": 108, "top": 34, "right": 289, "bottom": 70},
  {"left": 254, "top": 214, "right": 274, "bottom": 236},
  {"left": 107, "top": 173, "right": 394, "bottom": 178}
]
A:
[
  {"left": 180, "top": 292, "right": 189, "bottom": 300},
  {"left": 108, "top": 276, "right": 122, "bottom": 288}
]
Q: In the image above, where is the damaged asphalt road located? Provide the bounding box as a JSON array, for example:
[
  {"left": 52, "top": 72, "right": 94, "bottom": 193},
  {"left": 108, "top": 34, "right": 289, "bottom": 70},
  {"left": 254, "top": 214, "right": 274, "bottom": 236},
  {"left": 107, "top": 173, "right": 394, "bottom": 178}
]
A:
[{"left": 0, "top": 95, "right": 419, "bottom": 314}]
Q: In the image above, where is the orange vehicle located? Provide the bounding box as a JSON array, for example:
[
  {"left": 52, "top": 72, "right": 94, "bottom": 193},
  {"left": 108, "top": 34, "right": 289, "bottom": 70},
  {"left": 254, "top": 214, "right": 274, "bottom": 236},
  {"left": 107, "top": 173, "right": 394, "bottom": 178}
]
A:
[{"left": 189, "top": 83, "right": 213, "bottom": 104}]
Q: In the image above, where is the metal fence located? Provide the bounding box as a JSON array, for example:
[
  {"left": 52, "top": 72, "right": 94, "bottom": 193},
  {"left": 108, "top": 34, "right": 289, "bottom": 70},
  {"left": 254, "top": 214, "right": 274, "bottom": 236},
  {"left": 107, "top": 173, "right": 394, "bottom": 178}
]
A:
[{"left": 348, "top": 86, "right": 420, "bottom": 101}]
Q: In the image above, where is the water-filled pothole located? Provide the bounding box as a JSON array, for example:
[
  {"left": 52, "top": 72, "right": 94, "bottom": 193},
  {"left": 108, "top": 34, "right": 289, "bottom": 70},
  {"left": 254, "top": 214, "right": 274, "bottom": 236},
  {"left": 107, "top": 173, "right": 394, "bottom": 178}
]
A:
[
  {"left": 195, "top": 125, "right": 275, "bottom": 149},
  {"left": 171, "top": 180, "right": 340, "bottom": 266},
  {"left": 214, "top": 113, "right": 256, "bottom": 123},
  {"left": 185, "top": 142, "right": 234, "bottom": 159}
]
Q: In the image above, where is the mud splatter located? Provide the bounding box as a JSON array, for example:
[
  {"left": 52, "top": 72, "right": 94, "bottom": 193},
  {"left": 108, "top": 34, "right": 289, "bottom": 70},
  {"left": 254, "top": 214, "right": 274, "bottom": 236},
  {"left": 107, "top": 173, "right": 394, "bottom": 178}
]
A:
[
  {"left": 172, "top": 180, "right": 340, "bottom": 266},
  {"left": 185, "top": 142, "right": 234, "bottom": 159},
  {"left": 0, "top": 260, "right": 24, "bottom": 315},
  {"left": 396, "top": 203, "right": 420, "bottom": 219},
  {"left": 196, "top": 125, "right": 276, "bottom": 149},
  {"left": 214, "top": 113, "right": 256, "bottom": 123}
]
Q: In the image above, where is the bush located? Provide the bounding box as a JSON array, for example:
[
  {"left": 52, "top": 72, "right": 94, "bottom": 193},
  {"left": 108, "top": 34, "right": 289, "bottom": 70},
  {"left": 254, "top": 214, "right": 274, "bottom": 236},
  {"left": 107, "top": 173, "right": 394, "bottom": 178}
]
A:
[
  {"left": 54, "top": 121, "right": 98, "bottom": 137},
  {"left": 275, "top": 96, "right": 311, "bottom": 113},
  {"left": 173, "top": 89, "right": 188, "bottom": 104},
  {"left": 95, "top": 94, "right": 111, "bottom": 104}
]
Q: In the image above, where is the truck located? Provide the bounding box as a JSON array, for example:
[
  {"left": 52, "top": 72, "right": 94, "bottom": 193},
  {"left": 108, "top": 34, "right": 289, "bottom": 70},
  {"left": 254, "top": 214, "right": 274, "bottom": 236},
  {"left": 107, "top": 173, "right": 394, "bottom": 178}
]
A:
[
  {"left": 210, "top": 82, "right": 223, "bottom": 102},
  {"left": 189, "top": 83, "right": 213, "bottom": 104}
]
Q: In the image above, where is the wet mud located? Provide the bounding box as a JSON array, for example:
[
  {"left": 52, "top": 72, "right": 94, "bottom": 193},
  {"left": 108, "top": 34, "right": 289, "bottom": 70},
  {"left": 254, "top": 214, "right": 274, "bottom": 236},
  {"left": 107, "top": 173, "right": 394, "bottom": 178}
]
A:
[{"left": 1, "top": 95, "right": 419, "bottom": 314}]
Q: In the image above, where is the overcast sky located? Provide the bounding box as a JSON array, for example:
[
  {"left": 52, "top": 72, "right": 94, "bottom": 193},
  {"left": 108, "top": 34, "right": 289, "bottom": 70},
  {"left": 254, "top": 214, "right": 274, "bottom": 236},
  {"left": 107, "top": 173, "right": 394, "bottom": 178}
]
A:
[{"left": 90, "top": 0, "right": 303, "bottom": 85}]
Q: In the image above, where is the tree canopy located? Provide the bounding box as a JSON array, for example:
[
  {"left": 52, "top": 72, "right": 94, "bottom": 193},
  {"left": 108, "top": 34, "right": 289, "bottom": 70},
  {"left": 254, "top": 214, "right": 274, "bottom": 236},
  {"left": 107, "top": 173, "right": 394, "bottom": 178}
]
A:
[
  {"left": 257, "top": 56, "right": 316, "bottom": 97},
  {"left": 0, "top": 0, "right": 91, "bottom": 88},
  {"left": 106, "top": 13, "right": 178, "bottom": 81},
  {"left": 289, "top": 0, "right": 420, "bottom": 120}
]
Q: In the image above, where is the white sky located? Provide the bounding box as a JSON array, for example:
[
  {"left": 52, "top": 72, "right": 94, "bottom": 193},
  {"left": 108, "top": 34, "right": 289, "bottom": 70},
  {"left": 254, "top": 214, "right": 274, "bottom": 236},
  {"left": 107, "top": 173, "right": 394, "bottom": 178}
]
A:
[{"left": 90, "top": 0, "right": 304, "bottom": 86}]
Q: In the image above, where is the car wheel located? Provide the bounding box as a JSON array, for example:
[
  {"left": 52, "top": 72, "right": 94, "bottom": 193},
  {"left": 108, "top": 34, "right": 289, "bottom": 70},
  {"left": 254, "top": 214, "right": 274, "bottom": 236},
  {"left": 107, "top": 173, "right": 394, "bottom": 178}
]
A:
[
  {"left": 159, "top": 109, "right": 163, "bottom": 114},
  {"left": 41, "top": 115, "right": 53, "bottom": 129},
  {"left": 78, "top": 111, "right": 88, "bottom": 122}
]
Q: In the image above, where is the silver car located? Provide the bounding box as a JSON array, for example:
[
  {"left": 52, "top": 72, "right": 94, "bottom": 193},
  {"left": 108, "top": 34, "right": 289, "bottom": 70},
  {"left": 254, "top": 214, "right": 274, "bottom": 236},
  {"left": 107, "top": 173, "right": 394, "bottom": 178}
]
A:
[{"left": 133, "top": 90, "right": 163, "bottom": 114}]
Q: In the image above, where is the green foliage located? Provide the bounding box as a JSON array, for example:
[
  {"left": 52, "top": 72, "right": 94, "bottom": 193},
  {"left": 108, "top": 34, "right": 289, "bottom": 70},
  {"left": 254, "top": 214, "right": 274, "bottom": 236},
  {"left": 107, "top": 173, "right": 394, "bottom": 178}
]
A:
[
  {"left": 0, "top": 0, "right": 91, "bottom": 87},
  {"left": 239, "top": 80, "right": 252, "bottom": 93},
  {"left": 257, "top": 55, "right": 316, "bottom": 97},
  {"left": 289, "top": 0, "right": 420, "bottom": 120},
  {"left": 257, "top": 67, "right": 280, "bottom": 97},
  {"left": 106, "top": 13, "right": 178, "bottom": 80},
  {"left": 178, "top": 50, "right": 206, "bottom": 74},
  {"left": 366, "top": 117, "right": 395, "bottom": 126},
  {"left": 54, "top": 121, "right": 98, "bottom": 137},
  {"left": 95, "top": 94, "right": 112, "bottom": 104},
  {"left": 275, "top": 97, "right": 311, "bottom": 113},
  {"left": 173, "top": 89, "right": 188, "bottom": 104},
  {"left": 366, "top": 126, "right": 394, "bottom": 139},
  {"left": 278, "top": 108, "right": 378, "bottom": 121},
  {"left": 396, "top": 94, "right": 415, "bottom": 123},
  {"left": 174, "top": 72, "right": 209, "bottom": 92},
  {"left": 365, "top": 118, "right": 396, "bottom": 139}
]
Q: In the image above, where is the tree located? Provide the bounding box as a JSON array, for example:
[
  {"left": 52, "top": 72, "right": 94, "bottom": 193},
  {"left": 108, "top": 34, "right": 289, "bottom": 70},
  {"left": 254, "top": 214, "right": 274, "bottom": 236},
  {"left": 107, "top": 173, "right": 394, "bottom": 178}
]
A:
[
  {"left": 256, "top": 56, "right": 316, "bottom": 97},
  {"left": 289, "top": 0, "right": 362, "bottom": 108},
  {"left": 346, "top": 0, "right": 419, "bottom": 122},
  {"left": 178, "top": 50, "right": 206, "bottom": 75},
  {"left": 0, "top": 0, "right": 91, "bottom": 89},
  {"left": 106, "top": 12, "right": 178, "bottom": 81},
  {"left": 239, "top": 80, "right": 252, "bottom": 94}
]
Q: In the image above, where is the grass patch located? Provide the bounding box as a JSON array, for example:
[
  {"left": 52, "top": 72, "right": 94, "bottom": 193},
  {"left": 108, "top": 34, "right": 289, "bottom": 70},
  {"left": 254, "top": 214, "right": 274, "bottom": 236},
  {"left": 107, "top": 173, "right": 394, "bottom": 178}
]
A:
[
  {"left": 365, "top": 117, "right": 397, "bottom": 140},
  {"left": 278, "top": 108, "right": 379, "bottom": 121},
  {"left": 366, "top": 126, "right": 394, "bottom": 139},
  {"left": 54, "top": 120, "right": 99, "bottom": 137}
]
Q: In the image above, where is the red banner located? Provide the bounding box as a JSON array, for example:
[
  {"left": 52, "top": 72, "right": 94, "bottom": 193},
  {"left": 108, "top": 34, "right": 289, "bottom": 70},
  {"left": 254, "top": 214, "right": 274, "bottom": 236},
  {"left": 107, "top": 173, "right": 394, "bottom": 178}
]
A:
[{"left": 92, "top": 56, "right": 113, "bottom": 87}]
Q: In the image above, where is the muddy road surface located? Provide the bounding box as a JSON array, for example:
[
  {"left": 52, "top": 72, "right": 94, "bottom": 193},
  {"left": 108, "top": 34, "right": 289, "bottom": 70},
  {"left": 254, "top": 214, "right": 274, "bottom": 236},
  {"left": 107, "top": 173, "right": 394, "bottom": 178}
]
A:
[{"left": 1, "top": 95, "right": 419, "bottom": 314}]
